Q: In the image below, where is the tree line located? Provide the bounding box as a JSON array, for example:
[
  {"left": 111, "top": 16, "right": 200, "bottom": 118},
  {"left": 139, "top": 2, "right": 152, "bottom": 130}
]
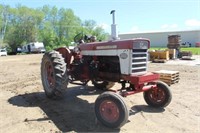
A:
[{"left": 0, "top": 4, "right": 108, "bottom": 53}]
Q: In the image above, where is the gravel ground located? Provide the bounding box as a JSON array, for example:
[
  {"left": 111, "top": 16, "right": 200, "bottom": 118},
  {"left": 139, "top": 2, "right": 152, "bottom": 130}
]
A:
[{"left": 0, "top": 54, "right": 199, "bottom": 133}]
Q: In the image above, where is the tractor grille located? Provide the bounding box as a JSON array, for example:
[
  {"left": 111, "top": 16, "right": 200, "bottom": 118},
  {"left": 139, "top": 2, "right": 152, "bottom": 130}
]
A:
[{"left": 131, "top": 49, "right": 148, "bottom": 75}]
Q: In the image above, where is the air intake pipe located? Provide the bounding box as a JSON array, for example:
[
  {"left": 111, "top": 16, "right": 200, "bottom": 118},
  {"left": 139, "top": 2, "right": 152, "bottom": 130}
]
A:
[{"left": 110, "top": 10, "right": 120, "bottom": 40}]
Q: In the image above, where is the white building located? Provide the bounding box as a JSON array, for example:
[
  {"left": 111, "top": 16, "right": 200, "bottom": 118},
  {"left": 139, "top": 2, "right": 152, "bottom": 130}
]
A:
[{"left": 118, "top": 30, "right": 200, "bottom": 47}]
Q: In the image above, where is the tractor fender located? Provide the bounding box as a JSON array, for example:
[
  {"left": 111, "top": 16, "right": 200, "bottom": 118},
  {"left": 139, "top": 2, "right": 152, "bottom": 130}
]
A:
[{"left": 55, "top": 47, "right": 72, "bottom": 68}]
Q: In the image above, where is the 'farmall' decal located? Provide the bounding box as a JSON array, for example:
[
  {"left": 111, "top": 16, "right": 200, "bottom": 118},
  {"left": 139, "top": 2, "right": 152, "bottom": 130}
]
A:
[{"left": 96, "top": 45, "right": 117, "bottom": 50}]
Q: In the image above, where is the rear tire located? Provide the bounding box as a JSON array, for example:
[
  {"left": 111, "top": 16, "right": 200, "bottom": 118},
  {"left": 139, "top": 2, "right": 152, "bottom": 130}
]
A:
[
  {"left": 41, "top": 50, "right": 68, "bottom": 99},
  {"left": 143, "top": 81, "right": 172, "bottom": 108},
  {"left": 92, "top": 80, "right": 115, "bottom": 90},
  {"left": 95, "top": 92, "right": 129, "bottom": 128}
]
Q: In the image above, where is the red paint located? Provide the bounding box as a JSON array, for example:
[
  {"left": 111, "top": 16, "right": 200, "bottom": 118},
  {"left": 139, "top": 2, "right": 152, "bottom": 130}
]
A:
[
  {"left": 45, "top": 62, "right": 55, "bottom": 87},
  {"left": 122, "top": 84, "right": 157, "bottom": 97},
  {"left": 56, "top": 47, "right": 72, "bottom": 68},
  {"left": 196, "top": 42, "right": 200, "bottom": 47},
  {"left": 99, "top": 100, "right": 120, "bottom": 123},
  {"left": 146, "top": 85, "right": 166, "bottom": 104},
  {"left": 79, "top": 39, "right": 150, "bottom": 51},
  {"left": 122, "top": 72, "right": 160, "bottom": 86}
]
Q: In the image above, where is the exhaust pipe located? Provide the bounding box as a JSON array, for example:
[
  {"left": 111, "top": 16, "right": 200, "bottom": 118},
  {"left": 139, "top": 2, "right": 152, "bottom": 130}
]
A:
[{"left": 110, "top": 10, "right": 119, "bottom": 40}]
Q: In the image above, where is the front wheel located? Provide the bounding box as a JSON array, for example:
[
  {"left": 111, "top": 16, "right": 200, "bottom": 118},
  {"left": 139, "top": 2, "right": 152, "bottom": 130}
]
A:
[
  {"left": 95, "top": 92, "right": 129, "bottom": 128},
  {"left": 143, "top": 81, "right": 172, "bottom": 108}
]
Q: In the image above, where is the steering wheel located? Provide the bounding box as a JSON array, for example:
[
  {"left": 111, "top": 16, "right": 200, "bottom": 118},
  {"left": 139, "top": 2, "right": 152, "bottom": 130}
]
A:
[{"left": 74, "top": 33, "right": 84, "bottom": 43}]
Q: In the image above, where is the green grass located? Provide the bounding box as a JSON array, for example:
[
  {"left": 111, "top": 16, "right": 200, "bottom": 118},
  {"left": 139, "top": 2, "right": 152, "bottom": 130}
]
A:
[
  {"left": 181, "top": 47, "right": 200, "bottom": 55},
  {"left": 150, "top": 47, "right": 200, "bottom": 55}
]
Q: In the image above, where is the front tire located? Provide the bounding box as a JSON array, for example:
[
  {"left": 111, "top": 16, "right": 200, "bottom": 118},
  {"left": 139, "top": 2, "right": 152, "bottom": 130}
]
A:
[
  {"left": 143, "top": 81, "right": 172, "bottom": 108},
  {"left": 41, "top": 50, "right": 68, "bottom": 99},
  {"left": 95, "top": 92, "right": 129, "bottom": 128}
]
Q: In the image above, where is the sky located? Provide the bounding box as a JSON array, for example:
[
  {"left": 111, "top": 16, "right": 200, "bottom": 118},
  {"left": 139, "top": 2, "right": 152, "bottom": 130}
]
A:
[{"left": 1, "top": 0, "right": 200, "bottom": 34}]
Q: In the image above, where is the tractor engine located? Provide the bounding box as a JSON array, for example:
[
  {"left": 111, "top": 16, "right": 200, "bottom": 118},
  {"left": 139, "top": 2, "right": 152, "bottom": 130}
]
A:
[{"left": 68, "top": 38, "right": 149, "bottom": 83}]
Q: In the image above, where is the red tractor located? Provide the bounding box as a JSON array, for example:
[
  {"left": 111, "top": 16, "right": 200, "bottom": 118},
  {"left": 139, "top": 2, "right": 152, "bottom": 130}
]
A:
[{"left": 41, "top": 11, "right": 172, "bottom": 128}]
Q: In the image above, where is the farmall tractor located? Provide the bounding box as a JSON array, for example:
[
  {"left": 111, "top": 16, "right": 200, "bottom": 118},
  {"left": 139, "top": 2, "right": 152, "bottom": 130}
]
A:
[{"left": 41, "top": 10, "right": 172, "bottom": 128}]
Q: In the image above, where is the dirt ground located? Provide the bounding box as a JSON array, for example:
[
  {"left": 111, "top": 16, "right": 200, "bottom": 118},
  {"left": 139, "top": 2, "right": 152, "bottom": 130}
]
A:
[{"left": 0, "top": 54, "right": 199, "bottom": 133}]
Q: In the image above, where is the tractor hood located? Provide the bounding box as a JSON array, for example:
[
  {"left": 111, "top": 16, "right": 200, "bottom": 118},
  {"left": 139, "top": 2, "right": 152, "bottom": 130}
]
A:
[{"left": 79, "top": 38, "right": 150, "bottom": 51}]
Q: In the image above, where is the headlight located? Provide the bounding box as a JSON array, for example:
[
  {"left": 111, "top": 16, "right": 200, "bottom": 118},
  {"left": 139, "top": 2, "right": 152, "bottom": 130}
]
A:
[{"left": 133, "top": 41, "right": 149, "bottom": 49}]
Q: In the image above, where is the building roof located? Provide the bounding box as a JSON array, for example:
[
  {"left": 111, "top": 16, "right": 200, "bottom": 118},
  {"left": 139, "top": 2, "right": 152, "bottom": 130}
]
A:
[{"left": 119, "top": 29, "right": 200, "bottom": 35}]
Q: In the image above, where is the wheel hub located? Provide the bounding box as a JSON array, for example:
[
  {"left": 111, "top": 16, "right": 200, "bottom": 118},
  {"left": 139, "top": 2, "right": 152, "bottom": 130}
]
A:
[
  {"left": 45, "top": 62, "right": 55, "bottom": 87},
  {"left": 99, "top": 100, "right": 120, "bottom": 123},
  {"left": 150, "top": 88, "right": 165, "bottom": 103}
]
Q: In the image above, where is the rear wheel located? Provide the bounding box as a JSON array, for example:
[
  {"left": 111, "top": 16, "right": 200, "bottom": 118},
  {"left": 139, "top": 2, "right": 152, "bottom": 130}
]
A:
[
  {"left": 41, "top": 50, "right": 68, "bottom": 99},
  {"left": 95, "top": 92, "right": 129, "bottom": 128},
  {"left": 92, "top": 80, "right": 115, "bottom": 90},
  {"left": 143, "top": 81, "right": 172, "bottom": 108}
]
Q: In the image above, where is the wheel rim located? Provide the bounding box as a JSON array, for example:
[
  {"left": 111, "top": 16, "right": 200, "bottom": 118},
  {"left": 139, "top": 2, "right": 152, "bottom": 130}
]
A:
[
  {"left": 99, "top": 100, "right": 120, "bottom": 123},
  {"left": 45, "top": 61, "right": 55, "bottom": 88},
  {"left": 148, "top": 88, "right": 166, "bottom": 104}
]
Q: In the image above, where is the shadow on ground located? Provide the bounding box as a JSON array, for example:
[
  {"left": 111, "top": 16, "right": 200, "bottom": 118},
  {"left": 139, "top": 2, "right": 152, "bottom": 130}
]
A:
[
  {"left": 8, "top": 85, "right": 166, "bottom": 132},
  {"left": 130, "top": 105, "right": 165, "bottom": 116},
  {"left": 8, "top": 86, "right": 120, "bottom": 132}
]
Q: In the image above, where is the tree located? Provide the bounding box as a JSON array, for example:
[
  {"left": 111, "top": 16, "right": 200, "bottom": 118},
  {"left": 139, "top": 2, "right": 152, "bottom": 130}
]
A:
[
  {"left": 0, "top": 4, "right": 109, "bottom": 52},
  {"left": 57, "top": 8, "right": 82, "bottom": 44},
  {"left": 39, "top": 6, "right": 82, "bottom": 48},
  {"left": 4, "top": 5, "right": 44, "bottom": 52},
  {"left": 0, "top": 5, "right": 10, "bottom": 48},
  {"left": 82, "top": 20, "right": 109, "bottom": 41}
]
